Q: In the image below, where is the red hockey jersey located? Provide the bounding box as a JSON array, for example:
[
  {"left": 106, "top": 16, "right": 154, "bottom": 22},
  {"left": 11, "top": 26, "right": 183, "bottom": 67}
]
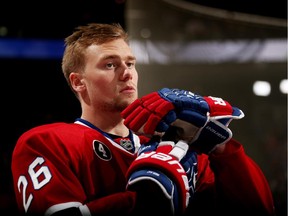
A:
[{"left": 11, "top": 121, "right": 275, "bottom": 215}]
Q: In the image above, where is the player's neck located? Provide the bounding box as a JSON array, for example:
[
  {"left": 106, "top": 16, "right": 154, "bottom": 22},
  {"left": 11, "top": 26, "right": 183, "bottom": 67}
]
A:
[{"left": 80, "top": 112, "right": 129, "bottom": 137}]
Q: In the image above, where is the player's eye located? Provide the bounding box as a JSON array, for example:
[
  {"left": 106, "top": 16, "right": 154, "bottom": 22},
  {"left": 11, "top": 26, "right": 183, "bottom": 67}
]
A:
[
  {"left": 106, "top": 62, "right": 116, "bottom": 69},
  {"left": 126, "top": 61, "right": 135, "bottom": 69}
]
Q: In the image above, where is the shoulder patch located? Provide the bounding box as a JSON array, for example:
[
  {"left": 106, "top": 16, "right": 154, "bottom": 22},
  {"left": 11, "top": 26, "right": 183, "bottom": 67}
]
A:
[{"left": 93, "top": 140, "right": 112, "bottom": 161}]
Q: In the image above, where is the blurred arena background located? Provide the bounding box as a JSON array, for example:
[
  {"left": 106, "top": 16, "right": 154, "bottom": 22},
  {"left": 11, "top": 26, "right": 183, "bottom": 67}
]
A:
[{"left": 0, "top": 0, "right": 286, "bottom": 215}]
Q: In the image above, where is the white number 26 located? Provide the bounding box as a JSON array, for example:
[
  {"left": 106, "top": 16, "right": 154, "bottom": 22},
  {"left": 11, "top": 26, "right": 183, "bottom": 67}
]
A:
[{"left": 17, "top": 157, "right": 52, "bottom": 212}]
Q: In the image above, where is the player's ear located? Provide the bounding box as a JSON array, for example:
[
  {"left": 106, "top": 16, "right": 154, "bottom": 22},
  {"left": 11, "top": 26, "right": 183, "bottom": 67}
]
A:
[{"left": 69, "top": 72, "right": 85, "bottom": 92}]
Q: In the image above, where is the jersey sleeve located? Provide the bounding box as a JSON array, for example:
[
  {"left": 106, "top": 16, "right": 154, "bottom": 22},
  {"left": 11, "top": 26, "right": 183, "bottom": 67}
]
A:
[
  {"left": 190, "top": 139, "right": 275, "bottom": 215},
  {"left": 11, "top": 123, "right": 138, "bottom": 216},
  {"left": 11, "top": 124, "right": 88, "bottom": 214}
]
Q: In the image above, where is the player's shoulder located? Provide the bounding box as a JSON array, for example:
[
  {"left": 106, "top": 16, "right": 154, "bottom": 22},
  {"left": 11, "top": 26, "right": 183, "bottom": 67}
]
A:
[
  {"left": 14, "top": 122, "right": 95, "bottom": 155},
  {"left": 23, "top": 122, "right": 76, "bottom": 133},
  {"left": 17, "top": 122, "right": 88, "bottom": 142}
]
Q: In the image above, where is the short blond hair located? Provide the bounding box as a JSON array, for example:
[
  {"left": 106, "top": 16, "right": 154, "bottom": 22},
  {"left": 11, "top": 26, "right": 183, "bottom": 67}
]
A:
[{"left": 61, "top": 23, "right": 129, "bottom": 95}]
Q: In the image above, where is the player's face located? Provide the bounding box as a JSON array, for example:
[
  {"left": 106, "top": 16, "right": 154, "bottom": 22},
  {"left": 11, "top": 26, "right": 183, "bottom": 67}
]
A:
[{"left": 81, "top": 39, "right": 138, "bottom": 112}]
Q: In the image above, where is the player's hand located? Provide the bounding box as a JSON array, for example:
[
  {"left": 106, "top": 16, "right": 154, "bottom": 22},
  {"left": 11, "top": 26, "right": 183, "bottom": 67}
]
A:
[
  {"left": 122, "top": 88, "right": 244, "bottom": 154},
  {"left": 137, "top": 136, "right": 198, "bottom": 195},
  {"left": 126, "top": 139, "right": 197, "bottom": 215},
  {"left": 121, "top": 88, "right": 209, "bottom": 136},
  {"left": 121, "top": 87, "right": 228, "bottom": 137},
  {"left": 121, "top": 90, "right": 177, "bottom": 136},
  {"left": 165, "top": 90, "right": 244, "bottom": 154}
]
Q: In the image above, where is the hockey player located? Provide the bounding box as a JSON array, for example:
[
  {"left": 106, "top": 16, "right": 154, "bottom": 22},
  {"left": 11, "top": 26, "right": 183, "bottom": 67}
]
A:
[{"left": 11, "top": 23, "right": 275, "bottom": 216}]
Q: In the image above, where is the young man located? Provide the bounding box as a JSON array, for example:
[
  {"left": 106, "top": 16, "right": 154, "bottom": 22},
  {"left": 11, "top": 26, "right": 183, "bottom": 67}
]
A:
[{"left": 11, "top": 23, "right": 275, "bottom": 216}]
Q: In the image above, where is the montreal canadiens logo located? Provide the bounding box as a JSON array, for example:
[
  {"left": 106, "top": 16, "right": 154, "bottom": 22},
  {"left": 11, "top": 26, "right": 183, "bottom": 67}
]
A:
[{"left": 93, "top": 140, "right": 112, "bottom": 161}]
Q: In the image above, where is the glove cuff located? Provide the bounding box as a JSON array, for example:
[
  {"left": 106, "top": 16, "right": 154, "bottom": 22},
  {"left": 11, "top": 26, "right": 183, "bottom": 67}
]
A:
[
  {"left": 127, "top": 168, "right": 179, "bottom": 215},
  {"left": 190, "top": 119, "right": 232, "bottom": 154}
]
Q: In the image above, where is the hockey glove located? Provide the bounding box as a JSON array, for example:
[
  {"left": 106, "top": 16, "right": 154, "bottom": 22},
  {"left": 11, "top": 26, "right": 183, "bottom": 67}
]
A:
[
  {"left": 121, "top": 90, "right": 177, "bottom": 135},
  {"left": 126, "top": 140, "right": 196, "bottom": 215},
  {"left": 180, "top": 150, "right": 198, "bottom": 198},
  {"left": 121, "top": 88, "right": 209, "bottom": 136},
  {"left": 122, "top": 88, "right": 244, "bottom": 154},
  {"left": 137, "top": 136, "right": 198, "bottom": 197},
  {"left": 169, "top": 94, "right": 245, "bottom": 154}
]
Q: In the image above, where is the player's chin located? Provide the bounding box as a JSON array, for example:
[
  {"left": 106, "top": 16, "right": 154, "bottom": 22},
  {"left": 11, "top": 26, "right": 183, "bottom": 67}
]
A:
[
  {"left": 121, "top": 92, "right": 137, "bottom": 102},
  {"left": 124, "top": 97, "right": 137, "bottom": 107},
  {"left": 117, "top": 95, "right": 137, "bottom": 110}
]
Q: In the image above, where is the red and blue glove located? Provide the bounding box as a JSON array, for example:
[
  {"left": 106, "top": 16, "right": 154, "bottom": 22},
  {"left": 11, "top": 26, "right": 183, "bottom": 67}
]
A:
[
  {"left": 180, "top": 150, "right": 197, "bottom": 198},
  {"left": 126, "top": 139, "right": 197, "bottom": 215},
  {"left": 170, "top": 94, "right": 244, "bottom": 153},
  {"left": 121, "top": 88, "right": 208, "bottom": 136},
  {"left": 121, "top": 90, "right": 177, "bottom": 135},
  {"left": 121, "top": 88, "right": 244, "bottom": 154}
]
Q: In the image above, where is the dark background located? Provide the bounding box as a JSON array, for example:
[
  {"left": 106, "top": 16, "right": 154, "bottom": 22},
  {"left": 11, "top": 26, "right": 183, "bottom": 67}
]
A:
[{"left": 0, "top": 0, "right": 286, "bottom": 39}]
